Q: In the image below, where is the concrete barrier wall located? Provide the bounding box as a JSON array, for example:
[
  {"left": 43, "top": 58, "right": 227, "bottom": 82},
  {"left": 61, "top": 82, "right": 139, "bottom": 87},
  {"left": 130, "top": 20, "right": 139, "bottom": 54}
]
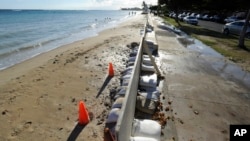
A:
[{"left": 115, "top": 24, "right": 147, "bottom": 141}]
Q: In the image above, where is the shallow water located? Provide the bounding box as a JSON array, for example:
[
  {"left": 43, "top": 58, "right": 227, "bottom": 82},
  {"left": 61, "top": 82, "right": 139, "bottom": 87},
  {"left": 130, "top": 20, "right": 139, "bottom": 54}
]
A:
[
  {"left": 178, "top": 36, "right": 250, "bottom": 88},
  {"left": 0, "top": 10, "right": 136, "bottom": 70}
]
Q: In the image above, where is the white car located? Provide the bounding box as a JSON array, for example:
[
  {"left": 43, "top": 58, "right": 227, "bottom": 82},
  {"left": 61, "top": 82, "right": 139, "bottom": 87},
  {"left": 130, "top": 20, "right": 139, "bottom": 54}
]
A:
[
  {"left": 222, "top": 20, "right": 250, "bottom": 39},
  {"left": 183, "top": 16, "right": 198, "bottom": 25},
  {"left": 224, "top": 16, "right": 241, "bottom": 23}
]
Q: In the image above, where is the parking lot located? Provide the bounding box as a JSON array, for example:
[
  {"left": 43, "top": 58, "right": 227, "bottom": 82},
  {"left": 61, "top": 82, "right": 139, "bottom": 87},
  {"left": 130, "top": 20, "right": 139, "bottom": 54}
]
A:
[{"left": 198, "top": 20, "right": 224, "bottom": 33}]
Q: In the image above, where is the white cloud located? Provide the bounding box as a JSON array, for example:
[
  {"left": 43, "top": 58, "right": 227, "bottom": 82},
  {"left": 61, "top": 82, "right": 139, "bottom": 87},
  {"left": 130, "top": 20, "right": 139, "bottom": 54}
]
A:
[
  {"left": 0, "top": 0, "right": 157, "bottom": 10},
  {"left": 86, "top": 0, "right": 157, "bottom": 10}
]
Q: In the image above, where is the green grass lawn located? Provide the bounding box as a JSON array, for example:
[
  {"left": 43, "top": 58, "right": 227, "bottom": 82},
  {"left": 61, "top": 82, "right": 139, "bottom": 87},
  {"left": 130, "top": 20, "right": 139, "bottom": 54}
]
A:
[{"left": 163, "top": 17, "right": 250, "bottom": 71}]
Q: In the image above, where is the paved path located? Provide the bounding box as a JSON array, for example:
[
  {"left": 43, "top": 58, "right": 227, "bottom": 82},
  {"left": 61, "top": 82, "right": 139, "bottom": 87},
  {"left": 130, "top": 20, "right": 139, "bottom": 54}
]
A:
[{"left": 152, "top": 16, "right": 250, "bottom": 141}]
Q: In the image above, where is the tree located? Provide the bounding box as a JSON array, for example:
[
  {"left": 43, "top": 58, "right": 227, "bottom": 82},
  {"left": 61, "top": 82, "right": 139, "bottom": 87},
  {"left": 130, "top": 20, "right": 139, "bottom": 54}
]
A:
[
  {"left": 158, "top": 0, "right": 250, "bottom": 48},
  {"left": 238, "top": 9, "right": 250, "bottom": 49}
]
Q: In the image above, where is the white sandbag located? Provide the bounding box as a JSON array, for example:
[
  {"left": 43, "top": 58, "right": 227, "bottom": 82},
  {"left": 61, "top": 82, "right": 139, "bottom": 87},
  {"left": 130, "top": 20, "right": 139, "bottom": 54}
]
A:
[
  {"left": 146, "top": 32, "right": 157, "bottom": 44},
  {"left": 141, "top": 63, "right": 155, "bottom": 72},
  {"left": 128, "top": 56, "right": 136, "bottom": 62},
  {"left": 121, "top": 78, "right": 130, "bottom": 86},
  {"left": 143, "top": 48, "right": 154, "bottom": 55},
  {"left": 143, "top": 55, "right": 151, "bottom": 58},
  {"left": 130, "top": 137, "right": 158, "bottom": 141},
  {"left": 131, "top": 119, "right": 161, "bottom": 141},
  {"left": 146, "top": 31, "right": 155, "bottom": 39},
  {"left": 117, "top": 87, "right": 127, "bottom": 95},
  {"left": 142, "top": 58, "right": 153, "bottom": 65},
  {"left": 106, "top": 108, "right": 120, "bottom": 123},
  {"left": 114, "top": 87, "right": 127, "bottom": 99},
  {"left": 146, "top": 27, "right": 153, "bottom": 32},
  {"left": 121, "top": 74, "right": 131, "bottom": 80},
  {"left": 139, "top": 73, "right": 157, "bottom": 88},
  {"left": 121, "top": 66, "right": 133, "bottom": 75},
  {"left": 142, "top": 55, "right": 160, "bottom": 67},
  {"left": 112, "top": 97, "right": 124, "bottom": 109},
  {"left": 138, "top": 91, "right": 160, "bottom": 100},
  {"left": 136, "top": 95, "right": 158, "bottom": 114},
  {"left": 121, "top": 68, "right": 133, "bottom": 76},
  {"left": 129, "top": 51, "right": 137, "bottom": 57},
  {"left": 126, "top": 61, "right": 135, "bottom": 67},
  {"left": 139, "top": 86, "right": 158, "bottom": 93},
  {"left": 145, "top": 39, "right": 158, "bottom": 50},
  {"left": 143, "top": 39, "right": 158, "bottom": 55}
]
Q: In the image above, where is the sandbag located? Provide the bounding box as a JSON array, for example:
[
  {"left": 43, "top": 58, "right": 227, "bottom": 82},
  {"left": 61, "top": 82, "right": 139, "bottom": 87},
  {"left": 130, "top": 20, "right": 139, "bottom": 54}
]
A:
[
  {"left": 114, "top": 86, "right": 127, "bottom": 99},
  {"left": 112, "top": 97, "right": 124, "bottom": 109},
  {"left": 128, "top": 56, "right": 136, "bottom": 62},
  {"left": 121, "top": 68, "right": 133, "bottom": 76},
  {"left": 138, "top": 91, "right": 160, "bottom": 100},
  {"left": 145, "top": 39, "right": 158, "bottom": 50},
  {"left": 121, "top": 66, "right": 133, "bottom": 75},
  {"left": 141, "top": 63, "right": 154, "bottom": 72},
  {"left": 142, "top": 58, "right": 153, "bottom": 65},
  {"left": 121, "top": 74, "right": 131, "bottom": 80},
  {"left": 126, "top": 61, "right": 135, "bottom": 67},
  {"left": 129, "top": 51, "right": 137, "bottom": 57},
  {"left": 121, "top": 78, "right": 130, "bottom": 86},
  {"left": 130, "top": 137, "right": 158, "bottom": 141},
  {"left": 139, "top": 73, "right": 157, "bottom": 88},
  {"left": 131, "top": 119, "right": 161, "bottom": 141},
  {"left": 106, "top": 108, "right": 120, "bottom": 123},
  {"left": 136, "top": 95, "right": 158, "bottom": 114}
]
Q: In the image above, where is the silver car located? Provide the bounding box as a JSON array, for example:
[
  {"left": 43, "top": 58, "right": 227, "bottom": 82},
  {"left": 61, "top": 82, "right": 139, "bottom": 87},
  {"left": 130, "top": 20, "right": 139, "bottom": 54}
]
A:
[
  {"left": 222, "top": 20, "right": 250, "bottom": 39},
  {"left": 183, "top": 16, "right": 198, "bottom": 25}
]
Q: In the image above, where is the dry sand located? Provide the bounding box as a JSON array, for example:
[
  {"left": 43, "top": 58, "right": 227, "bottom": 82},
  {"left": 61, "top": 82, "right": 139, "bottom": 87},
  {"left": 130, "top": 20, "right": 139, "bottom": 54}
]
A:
[{"left": 0, "top": 14, "right": 145, "bottom": 141}]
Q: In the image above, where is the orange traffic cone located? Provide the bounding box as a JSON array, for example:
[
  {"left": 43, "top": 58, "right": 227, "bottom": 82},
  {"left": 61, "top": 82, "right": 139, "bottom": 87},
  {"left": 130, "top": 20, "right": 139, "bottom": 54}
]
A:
[
  {"left": 78, "top": 100, "right": 90, "bottom": 125},
  {"left": 108, "top": 63, "right": 114, "bottom": 77}
]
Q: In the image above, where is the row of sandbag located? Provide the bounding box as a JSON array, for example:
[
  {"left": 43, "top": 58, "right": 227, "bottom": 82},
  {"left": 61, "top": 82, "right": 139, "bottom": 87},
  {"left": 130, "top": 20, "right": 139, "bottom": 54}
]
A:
[
  {"left": 104, "top": 46, "right": 139, "bottom": 140},
  {"left": 131, "top": 26, "right": 162, "bottom": 141}
]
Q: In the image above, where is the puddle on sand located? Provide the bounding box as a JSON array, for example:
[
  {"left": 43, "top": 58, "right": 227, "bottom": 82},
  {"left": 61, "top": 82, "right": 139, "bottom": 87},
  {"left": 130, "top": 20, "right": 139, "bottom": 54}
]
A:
[{"left": 178, "top": 36, "right": 250, "bottom": 89}]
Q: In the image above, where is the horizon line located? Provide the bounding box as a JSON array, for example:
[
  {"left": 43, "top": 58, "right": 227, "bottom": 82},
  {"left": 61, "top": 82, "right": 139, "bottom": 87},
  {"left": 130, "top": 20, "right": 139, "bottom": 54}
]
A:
[{"left": 0, "top": 7, "right": 143, "bottom": 11}]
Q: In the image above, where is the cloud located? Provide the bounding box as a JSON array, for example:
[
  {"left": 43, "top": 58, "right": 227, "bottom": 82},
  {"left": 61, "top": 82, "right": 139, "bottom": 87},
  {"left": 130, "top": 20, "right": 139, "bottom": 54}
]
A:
[
  {"left": 0, "top": 0, "right": 157, "bottom": 10},
  {"left": 88, "top": 0, "right": 157, "bottom": 10}
]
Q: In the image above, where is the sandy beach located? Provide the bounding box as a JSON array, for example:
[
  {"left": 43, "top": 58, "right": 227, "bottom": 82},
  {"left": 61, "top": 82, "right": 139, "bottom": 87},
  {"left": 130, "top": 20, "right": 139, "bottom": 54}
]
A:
[
  {"left": 1, "top": 12, "right": 250, "bottom": 141},
  {"left": 0, "top": 14, "right": 145, "bottom": 141}
]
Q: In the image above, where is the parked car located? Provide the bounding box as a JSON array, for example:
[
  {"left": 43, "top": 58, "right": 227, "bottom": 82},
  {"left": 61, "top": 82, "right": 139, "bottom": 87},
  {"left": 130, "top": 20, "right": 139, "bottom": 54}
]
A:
[
  {"left": 201, "top": 14, "right": 210, "bottom": 20},
  {"left": 178, "top": 14, "right": 186, "bottom": 21},
  {"left": 224, "top": 16, "right": 241, "bottom": 23},
  {"left": 222, "top": 20, "right": 250, "bottom": 38},
  {"left": 190, "top": 13, "right": 197, "bottom": 17},
  {"left": 196, "top": 14, "right": 202, "bottom": 19},
  {"left": 210, "top": 15, "right": 224, "bottom": 23},
  {"left": 183, "top": 16, "right": 198, "bottom": 25}
]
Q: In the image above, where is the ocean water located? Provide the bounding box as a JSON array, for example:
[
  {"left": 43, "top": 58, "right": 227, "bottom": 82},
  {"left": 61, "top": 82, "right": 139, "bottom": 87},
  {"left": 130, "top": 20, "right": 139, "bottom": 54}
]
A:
[{"left": 0, "top": 10, "right": 136, "bottom": 70}]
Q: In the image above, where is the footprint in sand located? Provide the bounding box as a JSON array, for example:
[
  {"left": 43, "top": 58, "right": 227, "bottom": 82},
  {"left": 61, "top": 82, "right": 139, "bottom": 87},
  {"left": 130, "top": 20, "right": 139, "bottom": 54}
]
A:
[{"left": 10, "top": 121, "right": 33, "bottom": 137}]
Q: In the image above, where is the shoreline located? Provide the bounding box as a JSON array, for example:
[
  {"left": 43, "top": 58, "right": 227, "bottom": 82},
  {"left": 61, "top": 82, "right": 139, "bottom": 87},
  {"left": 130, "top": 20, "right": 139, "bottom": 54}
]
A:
[
  {"left": 0, "top": 14, "right": 141, "bottom": 86},
  {"left": 0, "top": 10, "right": 136, "bottom": 72},
  {"left": 0, "top": 14, "right": 145, "bottom": 140}
]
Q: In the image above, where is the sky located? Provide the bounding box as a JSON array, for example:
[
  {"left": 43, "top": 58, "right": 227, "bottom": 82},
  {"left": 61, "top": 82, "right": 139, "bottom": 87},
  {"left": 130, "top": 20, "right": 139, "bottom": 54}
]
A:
[{"left": 0, "top": 0, "right": 157, "bottom": 10}]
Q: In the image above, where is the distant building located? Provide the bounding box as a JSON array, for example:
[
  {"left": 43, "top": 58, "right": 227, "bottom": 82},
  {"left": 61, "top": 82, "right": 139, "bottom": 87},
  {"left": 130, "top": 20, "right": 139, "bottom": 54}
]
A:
[{"left": 120, "top": 7, "right": 142, "bottom": 11}]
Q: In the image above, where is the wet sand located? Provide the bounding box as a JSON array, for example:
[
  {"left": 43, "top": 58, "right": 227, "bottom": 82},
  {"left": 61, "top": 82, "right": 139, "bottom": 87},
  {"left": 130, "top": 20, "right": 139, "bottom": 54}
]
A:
[{"left": 0, "top": 14, "right": 145, "bottom": 141}]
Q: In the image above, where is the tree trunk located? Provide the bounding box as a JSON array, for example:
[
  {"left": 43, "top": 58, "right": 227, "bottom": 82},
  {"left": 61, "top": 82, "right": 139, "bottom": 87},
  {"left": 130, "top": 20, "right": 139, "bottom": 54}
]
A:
[{"left": 238, "top": 9, "right": 250, "bottom": 49}]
